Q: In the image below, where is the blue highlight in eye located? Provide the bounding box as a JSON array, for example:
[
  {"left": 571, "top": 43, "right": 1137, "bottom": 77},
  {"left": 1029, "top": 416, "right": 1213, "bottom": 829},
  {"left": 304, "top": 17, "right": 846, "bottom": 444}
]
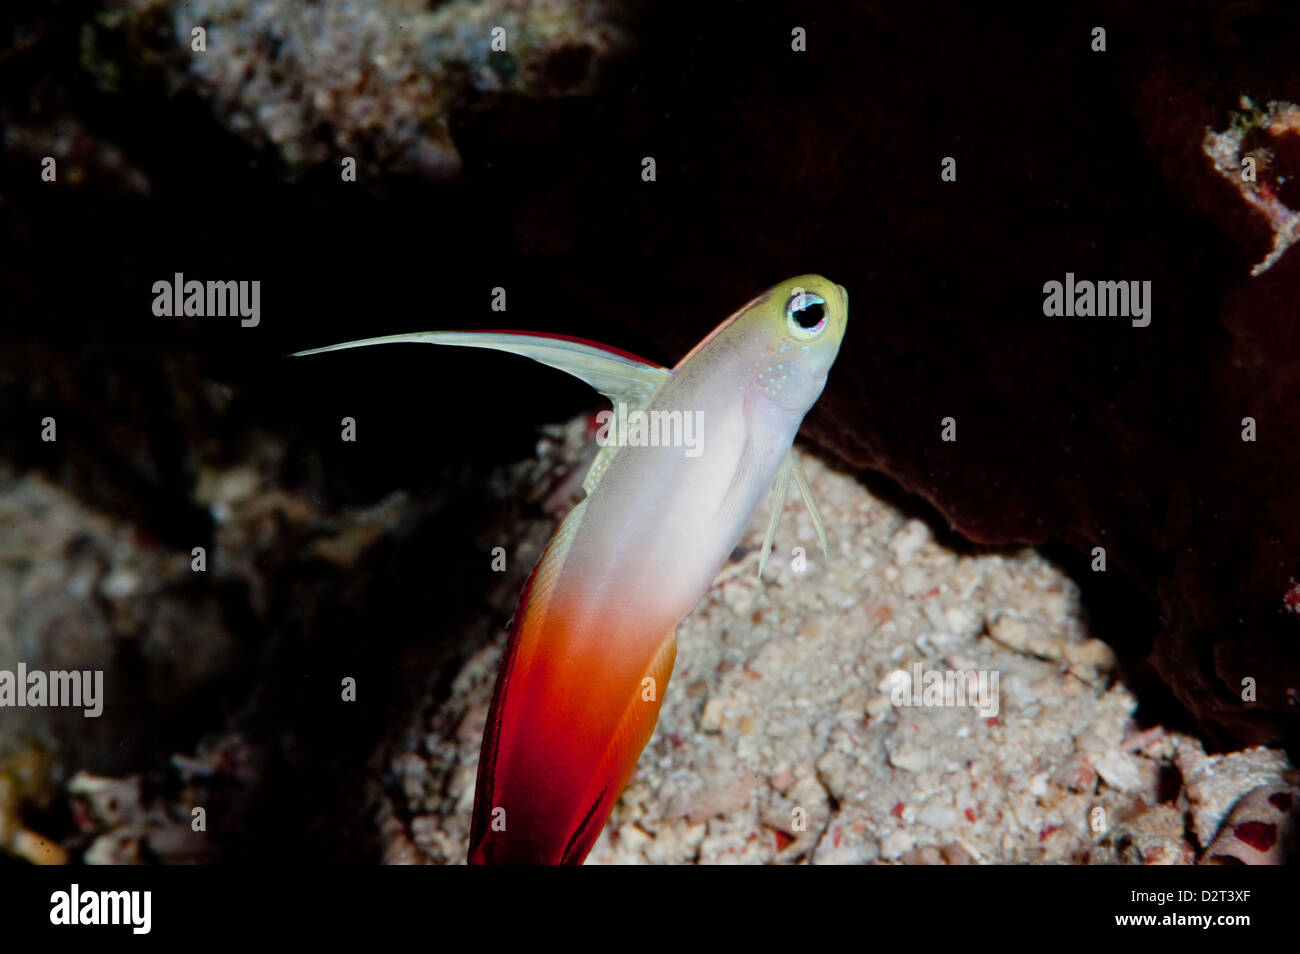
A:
[{"left": 785, "top": 291, "right": 829, "bottom": 338}]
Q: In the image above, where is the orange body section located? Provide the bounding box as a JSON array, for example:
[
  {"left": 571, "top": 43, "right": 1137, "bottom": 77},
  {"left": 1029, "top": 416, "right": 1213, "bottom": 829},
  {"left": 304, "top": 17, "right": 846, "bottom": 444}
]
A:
[{"left": 468, "top": 554, "right": 676, "bottom": 864}]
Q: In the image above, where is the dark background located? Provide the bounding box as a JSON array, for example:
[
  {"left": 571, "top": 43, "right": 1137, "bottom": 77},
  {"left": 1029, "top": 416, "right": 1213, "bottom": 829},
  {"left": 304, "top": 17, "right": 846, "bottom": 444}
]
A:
[{"left": 2, "top": 0, "right": 1298, "bottom": 862}]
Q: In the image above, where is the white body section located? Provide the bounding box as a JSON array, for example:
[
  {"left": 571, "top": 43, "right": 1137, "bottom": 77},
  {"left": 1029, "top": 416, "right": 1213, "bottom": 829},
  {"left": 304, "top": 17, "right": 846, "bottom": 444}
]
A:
[{"left": 567, "top": 337, "right": 805, "bottom": 628}]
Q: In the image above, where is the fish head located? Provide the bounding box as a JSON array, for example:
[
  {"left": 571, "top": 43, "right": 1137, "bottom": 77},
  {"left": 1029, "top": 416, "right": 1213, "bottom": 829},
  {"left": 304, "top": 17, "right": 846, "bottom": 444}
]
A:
[{"left": 739, "top": 274, "right": 848, "bottom": 414}]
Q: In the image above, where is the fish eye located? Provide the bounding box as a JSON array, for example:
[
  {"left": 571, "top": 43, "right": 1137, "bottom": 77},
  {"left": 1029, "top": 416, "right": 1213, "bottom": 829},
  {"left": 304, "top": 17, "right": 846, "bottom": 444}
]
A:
[{"left": 785, "top": 291, "right": 827, "bottom": 339}]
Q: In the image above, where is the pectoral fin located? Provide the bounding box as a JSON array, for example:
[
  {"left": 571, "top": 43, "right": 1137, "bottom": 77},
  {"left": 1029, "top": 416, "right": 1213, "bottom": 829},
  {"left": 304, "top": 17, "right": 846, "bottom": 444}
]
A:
[
  {"left": 758, "top": 454, "right": 793, "bottom": 580},
  {"left": 757, "top": 449, "right": 829, "bottom": 580},
  {"left": 789, "top": 450, "right": 829, "bottom": 557}
]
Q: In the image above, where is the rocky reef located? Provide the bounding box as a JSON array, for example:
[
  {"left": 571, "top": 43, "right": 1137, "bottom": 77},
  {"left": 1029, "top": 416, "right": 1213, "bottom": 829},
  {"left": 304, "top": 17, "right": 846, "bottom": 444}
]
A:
[{"left": 76, "top": 0, "right": 633, "bottom": 179}]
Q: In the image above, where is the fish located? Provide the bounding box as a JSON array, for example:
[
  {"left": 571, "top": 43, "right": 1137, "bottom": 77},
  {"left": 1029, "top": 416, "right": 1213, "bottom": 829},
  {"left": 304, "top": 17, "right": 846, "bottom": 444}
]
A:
[{"left": 294, "top": 274, "right": 848, "bottom": 863}]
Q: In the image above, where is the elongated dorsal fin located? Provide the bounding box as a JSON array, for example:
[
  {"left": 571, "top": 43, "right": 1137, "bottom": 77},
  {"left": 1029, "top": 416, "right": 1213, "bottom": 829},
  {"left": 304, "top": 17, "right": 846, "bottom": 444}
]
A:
[
  {"left": 294, "top": 330, "right": 672, "bottom": 408},
  {"left": 758, "top": 449, "right": 830, "bottom": 580},
  {"left": 294, "top": 330, "right": 674, "bottom": 497}
]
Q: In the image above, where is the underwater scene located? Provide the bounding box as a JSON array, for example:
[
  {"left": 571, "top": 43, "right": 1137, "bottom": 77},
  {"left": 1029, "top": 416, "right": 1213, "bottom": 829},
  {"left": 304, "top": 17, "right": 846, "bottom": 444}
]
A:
[{"left": 1, "top": 0, "right": 1297, "bottom": 922}]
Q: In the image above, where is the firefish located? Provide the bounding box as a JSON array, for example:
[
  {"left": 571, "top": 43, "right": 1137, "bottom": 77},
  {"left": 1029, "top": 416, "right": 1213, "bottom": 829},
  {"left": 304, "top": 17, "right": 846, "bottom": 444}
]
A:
[{"left": 295, "top": 275, "right": 848, "bottom": 863}]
